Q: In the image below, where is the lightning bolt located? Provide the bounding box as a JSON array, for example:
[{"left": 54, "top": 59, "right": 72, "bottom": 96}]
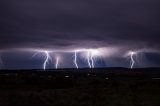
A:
[
  {"left": 32, "top": 51, "right": 52, "bottom": 70},
  {"left": 87, "top": 50, "right": 92, "bottom": 68},
  {"left": 43, "top": 51, "right": 49, "bottom": 70},
  {"left": 43, "top": 51, "right": 52, "bottom": 70},
  {"left": 55, "top": 56, "right": 59, "bottom": 69},
  {"left": 129, "top": 51, "right": 136, "bottom": 69},
  {"left": 87, "top": 49, "right": 100, "bottom": 68},
  {"left": 74, "top": 51, "right": 79, "bottom": 69},
  {"left": 90, "top": 52, "right": 94, "bottom": 68}
]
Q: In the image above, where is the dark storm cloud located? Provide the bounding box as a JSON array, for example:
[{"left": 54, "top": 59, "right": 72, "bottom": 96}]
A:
[{"left": 0, "top": 0, "right": 160, "bottom": 51}]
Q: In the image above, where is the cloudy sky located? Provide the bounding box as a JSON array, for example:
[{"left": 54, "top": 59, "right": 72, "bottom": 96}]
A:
[{"left": 0, "top": 0, "right": 160, "bottom": 69}]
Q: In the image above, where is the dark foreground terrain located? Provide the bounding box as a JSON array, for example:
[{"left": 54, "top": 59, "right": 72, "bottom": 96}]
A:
[{"left": 0, "top": 68, "right": 160, "bottom": 106}]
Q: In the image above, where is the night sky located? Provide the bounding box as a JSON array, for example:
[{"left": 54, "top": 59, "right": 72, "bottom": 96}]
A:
[{"left": 0, "top": 0, "right": 160, "bottom": 69}]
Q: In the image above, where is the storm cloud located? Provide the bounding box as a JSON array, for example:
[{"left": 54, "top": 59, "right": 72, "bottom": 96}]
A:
[{"left": 0, "top": 0, "right": 160, "bottom": 51}]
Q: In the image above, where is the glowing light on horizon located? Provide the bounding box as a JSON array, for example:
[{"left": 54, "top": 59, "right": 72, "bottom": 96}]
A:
[
  {"left": 7, "top": 47, "right": 120, "bottom": 69},
  {"left": 7, "top": 47, "right": 152, "bottom": 69},
  {"left": 78, "top": 49, "right": 103, "bottom": 68}
]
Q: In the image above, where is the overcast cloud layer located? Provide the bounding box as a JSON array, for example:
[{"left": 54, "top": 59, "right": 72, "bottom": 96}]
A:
[{"left": 0, "top": 0, "right": 160, "bottom": 51}]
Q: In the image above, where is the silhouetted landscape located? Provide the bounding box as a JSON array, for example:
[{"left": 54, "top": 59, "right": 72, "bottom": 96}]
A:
[{"left": 0, "top": 68, "right": 159, "bottom": 106}]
